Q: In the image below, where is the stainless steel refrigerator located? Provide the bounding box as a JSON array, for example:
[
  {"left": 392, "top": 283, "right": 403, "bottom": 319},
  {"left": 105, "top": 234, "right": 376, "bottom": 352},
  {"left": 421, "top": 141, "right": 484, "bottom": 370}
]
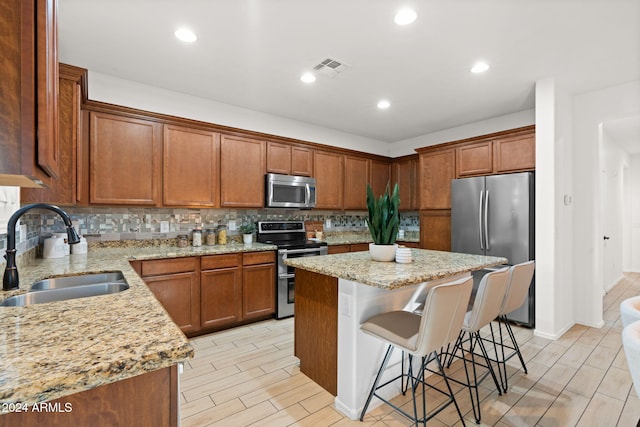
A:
[{"left": 451, "top": 172, "right": 535, "bottom": 327}]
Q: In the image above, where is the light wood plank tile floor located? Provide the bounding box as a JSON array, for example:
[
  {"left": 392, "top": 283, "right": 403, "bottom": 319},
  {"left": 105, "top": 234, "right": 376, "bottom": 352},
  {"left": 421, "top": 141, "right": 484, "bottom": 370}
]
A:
[{"left": 180, "top": 273, "right": 640, "bottom": 426}]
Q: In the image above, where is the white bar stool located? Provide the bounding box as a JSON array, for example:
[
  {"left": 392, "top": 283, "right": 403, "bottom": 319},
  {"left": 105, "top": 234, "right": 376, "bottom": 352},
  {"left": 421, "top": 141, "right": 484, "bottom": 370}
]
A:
[
  {"left": 359, "top": 275, "right": 473, "bottom": 426},
  {"left": 489, "top": 260, "right": 535, "bottom": 392},
  {"left": 444, "top": 267, "right": 510, "bottom": 424}
]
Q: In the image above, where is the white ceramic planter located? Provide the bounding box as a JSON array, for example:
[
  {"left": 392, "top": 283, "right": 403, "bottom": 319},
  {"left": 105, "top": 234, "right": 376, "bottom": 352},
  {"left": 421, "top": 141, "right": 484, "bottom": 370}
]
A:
[
  {"left": 243, "top": 234, "right": 253, "bottom": 244},
  {"left": 369, "top": 243, "right": 398, "bottom": 262}
]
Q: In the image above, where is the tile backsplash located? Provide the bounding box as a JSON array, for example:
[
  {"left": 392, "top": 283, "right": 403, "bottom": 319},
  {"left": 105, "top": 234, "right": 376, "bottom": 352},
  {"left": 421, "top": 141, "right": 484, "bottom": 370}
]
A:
[{"left": 0, "top": 207, "right": 419, "bottom": 259}]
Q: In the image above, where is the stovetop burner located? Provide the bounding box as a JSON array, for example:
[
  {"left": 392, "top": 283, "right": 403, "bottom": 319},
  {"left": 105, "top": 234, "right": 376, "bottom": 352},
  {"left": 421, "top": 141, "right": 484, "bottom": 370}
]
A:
[{"left": 256, "top": 220, "right": 327, "bottom": 249}]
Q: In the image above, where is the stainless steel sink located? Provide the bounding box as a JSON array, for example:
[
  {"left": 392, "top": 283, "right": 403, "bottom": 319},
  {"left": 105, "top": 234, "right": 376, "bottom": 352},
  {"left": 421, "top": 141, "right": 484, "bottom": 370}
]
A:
[
  {"left": 0, "top": 282, "right": 130, "bottom": 307},
  {"left": 31, "top": 271, "right": 126, "bottom": 290}
]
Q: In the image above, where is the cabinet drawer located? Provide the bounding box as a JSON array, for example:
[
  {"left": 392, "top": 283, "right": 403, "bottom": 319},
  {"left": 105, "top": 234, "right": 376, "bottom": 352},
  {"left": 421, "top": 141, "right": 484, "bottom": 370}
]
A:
[
  {"left": 201, "top": 253, "right": 242, "bottom": 270},
  {"left": 350, "top": 243, "right": 370, "bottom": 252},
  {"left": 140, "top": 257, "right": 198, "bottom": 276},
  {"left": 328, "top": 245, "right": 350, "bottom": 254},
  {"left": 243, "top": 251, "right": 275, "bottom": 266}
]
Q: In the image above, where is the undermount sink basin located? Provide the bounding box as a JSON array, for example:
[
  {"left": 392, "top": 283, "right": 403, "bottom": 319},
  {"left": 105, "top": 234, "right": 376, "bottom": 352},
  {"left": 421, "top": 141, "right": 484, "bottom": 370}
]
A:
[
  {"left": 31, "top": 271, "right": 126, "bottom": 291},
  {"left": 0, "top": 283, "right": 130, "bottom": 307}
]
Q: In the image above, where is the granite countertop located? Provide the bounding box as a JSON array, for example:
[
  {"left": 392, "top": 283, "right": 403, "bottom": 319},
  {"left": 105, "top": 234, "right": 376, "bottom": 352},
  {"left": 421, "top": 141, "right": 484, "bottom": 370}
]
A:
[
  {"left": 284, "top": 249, "right": 507, "bottom": 290},
  {"left": 0, "top": 242, "right": 276, "bottom": 406}
]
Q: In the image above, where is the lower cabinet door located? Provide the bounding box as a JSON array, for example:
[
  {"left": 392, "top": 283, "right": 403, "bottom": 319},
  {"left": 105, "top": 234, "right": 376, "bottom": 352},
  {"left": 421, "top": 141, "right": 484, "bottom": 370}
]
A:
[
  {"left": 242, "top": 263, "right": 275, "bottom": 319},
  {"left": 201, "top": 267, "right": 242, "bottom": 329},
  {"left": 145, "top": 272, "right": 200, "bottom": 334}
]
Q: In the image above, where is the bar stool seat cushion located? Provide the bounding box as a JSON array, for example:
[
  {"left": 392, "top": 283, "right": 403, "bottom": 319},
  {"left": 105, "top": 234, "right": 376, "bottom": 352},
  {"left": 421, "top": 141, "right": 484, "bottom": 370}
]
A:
[{"left": 361, "top": 310, "right": 420, "bottom": 352}]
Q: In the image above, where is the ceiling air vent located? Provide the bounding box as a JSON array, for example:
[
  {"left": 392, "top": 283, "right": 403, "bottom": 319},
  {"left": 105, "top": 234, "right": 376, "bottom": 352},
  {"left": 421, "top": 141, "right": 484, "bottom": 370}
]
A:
[{"left": 313, "top": 57, "right": 350, "bottom": 78}]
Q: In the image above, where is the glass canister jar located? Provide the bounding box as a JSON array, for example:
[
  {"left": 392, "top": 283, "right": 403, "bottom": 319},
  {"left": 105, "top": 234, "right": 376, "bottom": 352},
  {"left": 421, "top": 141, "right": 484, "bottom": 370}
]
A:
[
  {"left": 177, "top": 234, "right": 189, "bottom": 248},
  {"left": 205, "top": 229, "right": 216, "bottom": 246},
  {"left": 192, "top": 229, "right": 202, "bottom": 247},
  {"left": 217, "top": 224, "right": 227, "bottom": 245}
]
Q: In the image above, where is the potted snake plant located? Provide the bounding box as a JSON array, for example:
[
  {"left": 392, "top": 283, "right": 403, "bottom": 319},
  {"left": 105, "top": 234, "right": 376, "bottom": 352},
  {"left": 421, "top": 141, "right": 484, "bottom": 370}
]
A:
[{"left": 366, "top": 182, "right": 400, "bottom": 261}]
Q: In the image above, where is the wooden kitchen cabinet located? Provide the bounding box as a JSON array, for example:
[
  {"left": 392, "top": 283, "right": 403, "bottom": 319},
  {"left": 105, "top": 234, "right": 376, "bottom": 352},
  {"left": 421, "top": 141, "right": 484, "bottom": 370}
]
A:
[
  {"left": 201, "top": 254, "right": 243, "bottom": 329},
  {"left": 0, "top": 0, "right": 58, "bottom": 187},
  {"left": 200, "top": 251, "right": 275, "bottom": 331},
  {"left": 163, "top": 125, "right": 220, "bottom": 207},
  {"left": 266, "top": 142, "right": 313, "bottom": 176},
  {"left": 456, "top": 140, "right": 493, "bottom": 176},
  {"left": 344, "top": 156, "right": 370, "bottom": 210},
  {"left": 391, "top": 156, "right": 417, "bottom": 211},
  {"left": 314, "top": 151, "right": 344, "bottom": 209},
  {"left": 291, "top": 146, "right": 313, "bottom": 176},
  {"left": 328, "top": 244, "right": 350, "bottom": 254},
  {"left": 136, "top": 257, "right": 200, "bottom": 334},
  {"left": 420, "top": 210, "right": 451, "bottom": 251},
  {"left": 417, "top": 148, "right": 455, "bottom": 210},
  {"left": 0, "top": 365, "right": 179, "bottom": 427},
  {"left": 89, "top": 111, "right": 161, "bottom": 205},
  {"left": 22, "top": 64, "right": 86, "bottom": 205},
  {"left": 220, "top": 135, "right": 265, "bottom": 207},
  {"left": 494, "top": 130, "right": 535, "bottom": 173},
  {"left": 242, "top": 252, "right": 276, "bottom": 319},
  {"left": 370, "top": 159, "right": 391, "bottom": 199},
  {"left": 266, "top": 141, "right": 291, "bottom": 175}
]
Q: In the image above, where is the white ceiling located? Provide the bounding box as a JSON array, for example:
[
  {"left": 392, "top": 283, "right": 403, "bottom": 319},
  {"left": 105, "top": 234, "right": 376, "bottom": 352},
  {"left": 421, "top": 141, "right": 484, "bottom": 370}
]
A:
[{"left": 58, "top": 0, "right": 640, "bottom": 143}]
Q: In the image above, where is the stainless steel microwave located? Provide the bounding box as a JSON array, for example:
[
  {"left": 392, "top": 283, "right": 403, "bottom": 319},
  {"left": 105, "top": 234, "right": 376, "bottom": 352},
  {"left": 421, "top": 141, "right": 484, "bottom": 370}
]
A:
[{"left": 265, "top": 173, "right": 316, "bottom": 209}]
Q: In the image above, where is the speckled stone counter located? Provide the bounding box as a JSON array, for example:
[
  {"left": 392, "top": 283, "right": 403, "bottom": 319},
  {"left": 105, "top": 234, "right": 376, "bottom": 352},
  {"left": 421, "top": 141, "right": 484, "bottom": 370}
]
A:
[
  {"left": 0, "top": 242, "right": 276, "bottom": 407},
  {"left": 285, "top": 248, "right": 506, "bottom": 289}
]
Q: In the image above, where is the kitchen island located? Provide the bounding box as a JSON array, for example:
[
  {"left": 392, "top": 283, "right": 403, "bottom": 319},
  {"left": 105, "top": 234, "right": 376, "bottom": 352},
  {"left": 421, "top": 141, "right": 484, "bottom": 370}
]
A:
[
  {"left": 0, "top": 242, "right": 275, "bottom": 426},
  {"left": 285, "top": 248, "right": 507, "bottom": 420}
]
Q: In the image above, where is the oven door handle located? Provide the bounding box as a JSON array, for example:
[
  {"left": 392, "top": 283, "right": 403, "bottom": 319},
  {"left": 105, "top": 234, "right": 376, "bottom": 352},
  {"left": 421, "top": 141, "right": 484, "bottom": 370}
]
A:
[
  {"left": 278, "top": 248, "right": 325, "bottom": 255},
  {"left": 278, "top": 273, "right": 295, "bottom": 279}
]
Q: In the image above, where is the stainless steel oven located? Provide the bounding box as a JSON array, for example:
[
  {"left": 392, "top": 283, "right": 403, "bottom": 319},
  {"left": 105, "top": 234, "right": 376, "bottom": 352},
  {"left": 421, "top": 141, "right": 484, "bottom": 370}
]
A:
[
  {"left": 277, "top": 246, "right": 328, "bottom": 318},
  {"left": 257, "top": 221, "right": 328, "bottom": 319}
]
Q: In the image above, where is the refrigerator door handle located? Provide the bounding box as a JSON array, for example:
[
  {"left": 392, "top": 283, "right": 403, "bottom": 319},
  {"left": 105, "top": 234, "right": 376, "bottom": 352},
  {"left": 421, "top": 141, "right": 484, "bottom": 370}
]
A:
[
  {"left": 478, "top": 190, "right": 485, "bottom": 250},
  {"left": 484, "top": 190, "right": 490, "bottom": 250}
]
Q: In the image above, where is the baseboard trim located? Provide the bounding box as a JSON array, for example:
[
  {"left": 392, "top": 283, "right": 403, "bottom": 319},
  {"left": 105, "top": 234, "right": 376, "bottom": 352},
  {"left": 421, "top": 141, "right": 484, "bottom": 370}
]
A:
[{"left": 534, "top": 321, "right": 574, "bottom": 340}]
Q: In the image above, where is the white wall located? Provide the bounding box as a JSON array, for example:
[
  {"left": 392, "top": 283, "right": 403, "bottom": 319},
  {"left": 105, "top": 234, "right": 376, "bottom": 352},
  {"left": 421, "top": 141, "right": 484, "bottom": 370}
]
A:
[
  {"left": 388, "top": 109, "right": 535, "bottom": 157},
  {"left": 88, "top": 72, "right": 391, "bottom": 157},
  {"left": 630, "top": 155, "right": 640, "bottom": 272},
  {"left": 533, "top": 78, "right": 575, "bottom": 339},
  {"left": 573, "top": 80, "right": 640, "bottom": 327},
  {"left": 601, "top": 133, "right": 629, "bottom": 289}
]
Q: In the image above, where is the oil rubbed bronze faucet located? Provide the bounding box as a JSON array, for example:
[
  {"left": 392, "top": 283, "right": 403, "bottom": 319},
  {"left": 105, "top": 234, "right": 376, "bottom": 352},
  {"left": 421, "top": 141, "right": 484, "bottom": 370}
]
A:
[{"left": 3, "top": 204, "right": 81, "bottom": 291}]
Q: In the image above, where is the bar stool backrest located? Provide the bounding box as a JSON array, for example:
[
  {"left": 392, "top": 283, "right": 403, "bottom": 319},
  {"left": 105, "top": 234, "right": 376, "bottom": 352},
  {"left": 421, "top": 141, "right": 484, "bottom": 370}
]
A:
[
  {"left": 464, "top": 268, "right": 510, "bottom": 333},
  {"left": 415, "top": 276, "right": 473, "bottom": 356},
  {"left": 500, "top": 261, "right": 536, "bottom": 315}
]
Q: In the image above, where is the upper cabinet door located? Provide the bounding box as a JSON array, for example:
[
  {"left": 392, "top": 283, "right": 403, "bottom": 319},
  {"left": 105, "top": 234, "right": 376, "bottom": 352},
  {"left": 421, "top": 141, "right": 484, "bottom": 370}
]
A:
[
  {"left": 418, "top": 148, "right": 455, "bottom": 209},
  {"left": 89, "top": 112, "right": 161, "bottom": 205},
  {"left": 220, "top": 135, "right": 265, "bottom": 207},
  {"left": 163, "top": 125, "right": 220, "bottom": 207},
  {"left": 344, "top": 156, "right": 369, "bottom": 210},
  {"left": 456, "top": 141, "right": 493, "bottom": 177},
  {"left": 494, "top": 132, "right": 535, "bottom": 173},
  {"left": 314, "top": 151, "right": 344, "bottom": 210},
  {"left": 36, "top": 0, "right": 59, "bottom": 178},
  {"left": 291, "top": 146, "right": 313, "bottom": 177},
  {"left": 266, "top": 141, "right": 291, "bottom": 175},
  {"left": 391, "top": 158, "right": 415, "bottom": 211},
  {"left": 369, "top": 160, "right": 391, "bottom": 198}
]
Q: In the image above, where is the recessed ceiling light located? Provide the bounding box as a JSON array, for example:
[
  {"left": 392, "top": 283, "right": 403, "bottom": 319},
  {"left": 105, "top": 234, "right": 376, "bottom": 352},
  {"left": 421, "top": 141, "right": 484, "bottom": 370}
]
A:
[
  {"left": 175, "top": 28, "right": 197, "bottom": 43},
  {"left": 471, "top": 61, "right": 490, "bottom": 73},
  {"left": 394, "top": 8, "right": 417, "bottom": 25},
  {"left": 377, "top": 100, "right": 391, "bottom": 110},
  {"left": 300, "top": 72, "right": 316, "bottom": 83}
]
